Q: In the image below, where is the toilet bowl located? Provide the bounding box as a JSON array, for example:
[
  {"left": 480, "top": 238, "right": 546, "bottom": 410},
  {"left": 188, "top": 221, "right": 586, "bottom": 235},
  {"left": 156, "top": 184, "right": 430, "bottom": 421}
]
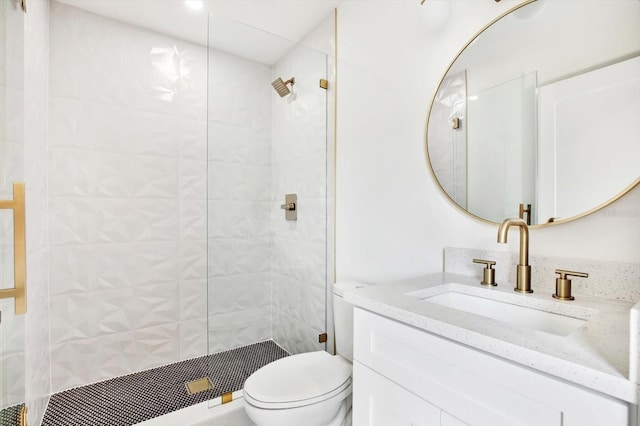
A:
[
  {"left": 244, "top": 351, "right": 352, "bottom": 426},
  {"left": 243, "top": 281, "right": 366, "bottom": 426}
]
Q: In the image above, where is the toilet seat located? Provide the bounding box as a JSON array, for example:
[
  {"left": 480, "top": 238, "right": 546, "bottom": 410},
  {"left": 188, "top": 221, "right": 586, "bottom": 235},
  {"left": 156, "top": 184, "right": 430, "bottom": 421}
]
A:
[{"left": 244, "top": 351, "right": 352, "bottom": 410}]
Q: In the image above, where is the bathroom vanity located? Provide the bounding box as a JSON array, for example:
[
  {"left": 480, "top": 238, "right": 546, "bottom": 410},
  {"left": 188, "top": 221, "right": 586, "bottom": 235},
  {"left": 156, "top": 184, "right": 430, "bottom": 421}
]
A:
[{"left": 345, "top": 273, "right": 639, "bottom": 426}]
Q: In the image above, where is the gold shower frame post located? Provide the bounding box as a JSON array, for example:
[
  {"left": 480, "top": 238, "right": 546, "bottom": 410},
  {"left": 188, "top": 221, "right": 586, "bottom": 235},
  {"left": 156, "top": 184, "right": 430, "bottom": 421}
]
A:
[{"left": 0, "top": 182, "right": 26, "bottom": 315}]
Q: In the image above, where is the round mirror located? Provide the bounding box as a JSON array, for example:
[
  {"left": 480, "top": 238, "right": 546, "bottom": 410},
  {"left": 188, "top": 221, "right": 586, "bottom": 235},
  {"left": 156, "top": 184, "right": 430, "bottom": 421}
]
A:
[{"left": 426, "top": 0, "right": 640, "bottom": 226}]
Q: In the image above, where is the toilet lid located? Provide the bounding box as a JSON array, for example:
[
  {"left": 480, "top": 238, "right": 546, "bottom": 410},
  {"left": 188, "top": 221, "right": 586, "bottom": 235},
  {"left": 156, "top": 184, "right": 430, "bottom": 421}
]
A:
[{"left": 244, "top": 351, "right": 352, "bottom": 409}]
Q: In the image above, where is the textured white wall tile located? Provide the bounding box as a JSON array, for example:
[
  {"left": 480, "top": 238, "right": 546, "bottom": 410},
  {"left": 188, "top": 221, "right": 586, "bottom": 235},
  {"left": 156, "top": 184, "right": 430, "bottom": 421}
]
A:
[
  {"left": 1, "top": 137, "right": 24, "bottom": 187},
  {"left": 180, "top": 239, "right": 207, "bottom": 281},
  {"left": 23, "top": 0, "right": 52, "bottom": 422},
  {"left": 50, "top": 282, "right": 180, "bottom": 345},
  {"left": 180, "top": 159, "right": 207, "bottom": 200},
  {"left": 270, "top": 42, "right": 329, "bottom": 353},
  {"left": 273, "top": 238, "right": 326, "bottom": 287},
  {"left": 50, "top": 323, "right": 180, "bottom": 392},
  {"left": 25, "top": 188, "right": 48, "bottom": 252},
  {"left": 49, "top": 149, "right": 179, "bottom": 199},
  {"left": 49, "top": 97, "right": 181, "bottom": 158},
  {"left": 272, "top": 312, "right": 324, "bottom": 356},
  {"left": 49, "top": 241, "right": 180, "bottom": 295},
  {"left": 207, "top": 163, "right": 271, "bottom": 202},
  {"left": 208, "top": 161, "right": 245, "bottom": 200},
  {"left": 179, "top": 279, "right": 207, "bottom": 321},
  {"left": 1, "top": 86, "right": 24, "bottom": 142},
  {"left": 179, "top": 317, "right": 207, "bottom": 360},
  {"left": 0, "top": 352, "right": 26, "bottom": 407},
  {"left": 180, "top": 199, "right": 207, "bottom": 240},
  {"left": 180, "top": 119, "right": 208, "bottom": 160},
  {"left": 207, "top": 122, "right": 251, "bottom": 164},
  {"left": 49, "top": 198, "right": 179, "bottom": 245},
  {"left": 208, "top": 238, "right": 270, "bottom": 277},
  {"left": 0, "top": 299, "right": 25, "bottom": 354},
  {"left": 244, "top": 165, "right": 272, "bottom": 201},
  {"left": 208, "top": 273, "right": 271, "bottom": 315},
  {"left": 208, "top": 52, "right": 271, "bottom": 130},
  {"left": 132, "top": 323, "right": 181, "bottom": 371},
  {"left": 45, "top": 1, "right": 211, "bottom": 393},
  {"left": 208, "top": 201, "right": 250, "bottom": 239},
  {"left": 208, "top": 309, "right": 271, "bottom": 354}
]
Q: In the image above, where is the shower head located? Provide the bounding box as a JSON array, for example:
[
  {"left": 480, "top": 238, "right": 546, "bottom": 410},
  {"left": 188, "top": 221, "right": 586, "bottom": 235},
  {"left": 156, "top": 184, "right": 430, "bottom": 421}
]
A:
[{"left": 271, "top": 77, "right": 295, "bottom": 97}]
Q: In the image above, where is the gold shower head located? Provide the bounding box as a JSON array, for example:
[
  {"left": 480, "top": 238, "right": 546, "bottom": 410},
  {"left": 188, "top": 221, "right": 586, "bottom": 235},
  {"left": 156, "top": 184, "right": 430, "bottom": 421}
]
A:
[{"left": 271, "top": 77, "right": 295, "bottom": 97}]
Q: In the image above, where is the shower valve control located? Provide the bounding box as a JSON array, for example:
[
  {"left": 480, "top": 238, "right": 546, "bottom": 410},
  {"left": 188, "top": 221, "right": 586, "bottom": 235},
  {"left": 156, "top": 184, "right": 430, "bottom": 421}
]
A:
[
  {"left": 280, "top": 194, "right": 297, "bottom": 221},
  {"left": 473, "top": 258, "right": 497, "bottom": 286}
]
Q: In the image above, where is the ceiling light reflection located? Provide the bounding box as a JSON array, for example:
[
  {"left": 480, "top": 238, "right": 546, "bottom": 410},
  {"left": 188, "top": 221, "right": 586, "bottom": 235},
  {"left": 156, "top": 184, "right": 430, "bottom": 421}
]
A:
[{"left": 185, "top": 0, "right": 203, "bottom": 11}]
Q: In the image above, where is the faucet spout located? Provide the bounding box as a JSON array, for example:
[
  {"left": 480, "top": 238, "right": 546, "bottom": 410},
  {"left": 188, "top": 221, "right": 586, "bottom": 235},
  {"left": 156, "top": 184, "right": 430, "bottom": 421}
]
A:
[{"left": 497, "top": 218, "right": 532, "bottom": 293}]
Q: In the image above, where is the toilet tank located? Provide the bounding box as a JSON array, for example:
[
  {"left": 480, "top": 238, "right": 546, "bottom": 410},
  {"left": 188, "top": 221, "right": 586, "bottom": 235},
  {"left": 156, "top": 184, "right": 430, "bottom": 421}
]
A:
[{"left": 332, "top": 281, "right": 370, "bottom": 361}]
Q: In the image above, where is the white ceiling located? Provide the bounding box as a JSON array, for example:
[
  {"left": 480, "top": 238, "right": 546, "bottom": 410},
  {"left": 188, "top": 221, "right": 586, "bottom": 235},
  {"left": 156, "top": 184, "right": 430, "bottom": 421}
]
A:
[{"left": 55, "top": 0, "right": 342, "bottom": 64}]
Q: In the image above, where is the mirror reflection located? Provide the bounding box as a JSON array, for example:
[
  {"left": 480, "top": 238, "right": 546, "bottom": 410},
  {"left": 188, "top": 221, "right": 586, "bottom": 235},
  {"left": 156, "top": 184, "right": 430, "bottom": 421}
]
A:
[{"left": 426, "top": 0, "right": 640, "bottom": 226}]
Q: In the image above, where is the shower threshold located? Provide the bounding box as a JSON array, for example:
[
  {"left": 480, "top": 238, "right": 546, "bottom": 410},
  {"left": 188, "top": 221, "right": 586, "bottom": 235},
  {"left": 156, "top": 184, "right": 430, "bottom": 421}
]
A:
[{"left": 42, "top": 340, "right": 288, "bottom": 426}]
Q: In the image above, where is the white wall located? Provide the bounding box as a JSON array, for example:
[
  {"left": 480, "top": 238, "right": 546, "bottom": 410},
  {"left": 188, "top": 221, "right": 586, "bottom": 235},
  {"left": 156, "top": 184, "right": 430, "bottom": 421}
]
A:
[{"left": 335, "top": 0, "right": 640, "bottom": 284}]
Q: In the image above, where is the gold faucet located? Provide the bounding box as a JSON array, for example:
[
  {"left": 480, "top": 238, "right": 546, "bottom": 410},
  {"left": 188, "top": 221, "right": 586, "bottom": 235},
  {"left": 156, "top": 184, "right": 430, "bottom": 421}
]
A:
[{"left": 497, "top": 218, "right": 532, "bottom": 293}]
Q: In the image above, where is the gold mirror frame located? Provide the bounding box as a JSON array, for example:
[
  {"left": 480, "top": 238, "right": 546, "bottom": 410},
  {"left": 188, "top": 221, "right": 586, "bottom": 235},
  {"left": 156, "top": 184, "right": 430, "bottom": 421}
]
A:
[{"left": 424, "top": 0, "right": 640, "bottom": 228}]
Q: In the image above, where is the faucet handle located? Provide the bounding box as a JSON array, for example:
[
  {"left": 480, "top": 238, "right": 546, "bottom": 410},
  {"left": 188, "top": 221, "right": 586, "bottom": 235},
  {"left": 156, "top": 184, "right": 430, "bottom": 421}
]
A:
[
  {"left": 473, "top": 259, "right": 497, "bottom": 287},
  {"left": 553, "top": 269, "right": 589, "bottom": 301}
]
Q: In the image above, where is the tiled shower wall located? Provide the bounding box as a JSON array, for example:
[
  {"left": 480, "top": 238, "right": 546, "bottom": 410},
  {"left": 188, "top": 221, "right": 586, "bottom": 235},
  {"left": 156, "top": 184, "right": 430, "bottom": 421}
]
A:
[
  {"left": 206, "top": 50, "right": 273, "bottom": 354},
  {"left": 1, "top": 0, "right": 51, "bottom": 423},
  {"left": 271, "top": 44, "right": 328, "bottom": 355},
  {"left": 48, "top": 3, "right": 208, "bottom": 392},
  {"left": 47, "top": 1, "right": 334, "bottom": 393},
  {"left": 0, "top": 0, "right": 26, "bottom": 410},
  {"left": 24, "top": 0, "right": 52, "bottom": 423}
]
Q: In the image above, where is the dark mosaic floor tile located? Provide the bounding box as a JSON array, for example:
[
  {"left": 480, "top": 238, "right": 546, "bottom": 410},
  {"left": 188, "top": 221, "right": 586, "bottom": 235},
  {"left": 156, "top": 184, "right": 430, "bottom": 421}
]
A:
[
  {"left": 0, "top": 403, "right": 23, "bottom": 426},
  {"left": 42, "top": 340, "right": 288, "bottom": 426}
]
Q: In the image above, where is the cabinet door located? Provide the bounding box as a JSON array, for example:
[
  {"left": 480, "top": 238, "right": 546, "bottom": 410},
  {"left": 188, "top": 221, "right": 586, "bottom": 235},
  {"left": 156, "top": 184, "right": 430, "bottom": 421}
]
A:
[
  {"left": 353, "top": 361, "right": 441, "bottom": 426},
  {"left": 354, "top": 308, "right": 629, "bottom": 426}
]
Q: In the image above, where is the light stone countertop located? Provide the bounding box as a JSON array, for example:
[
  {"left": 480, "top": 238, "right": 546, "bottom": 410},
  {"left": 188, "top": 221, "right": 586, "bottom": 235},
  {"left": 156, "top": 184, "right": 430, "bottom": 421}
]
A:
[{"left": 343, "top": 272, "right": 639, "bottom": 404}]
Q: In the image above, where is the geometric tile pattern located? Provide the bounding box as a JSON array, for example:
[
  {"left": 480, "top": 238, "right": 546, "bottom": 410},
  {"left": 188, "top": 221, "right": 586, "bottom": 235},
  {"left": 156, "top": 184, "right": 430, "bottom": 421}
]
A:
[
  {"left": 270, "top": 42, "right": 329, "bottom": 356},
  {"left": 206, "top": 46, "right": 273, "bottom": 354},
  {"left": 42, "top": 341, "right": 288, "bottom": 426},
  {"left": 48, "top": 1, "right": 331, "bottom": 395},
  {"left": 18, "top": 0, "right": 53, "bottom": 424},
  {"left": 0, "top": 404, "right": 23, "bottom": 426},
  {"left": 49, "top": 3, "right": 208, "bottom": 392}
]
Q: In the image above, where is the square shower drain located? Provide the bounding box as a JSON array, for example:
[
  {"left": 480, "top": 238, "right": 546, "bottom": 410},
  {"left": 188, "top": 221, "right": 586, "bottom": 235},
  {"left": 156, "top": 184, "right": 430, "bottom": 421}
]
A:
[{"left": 185, "top": 377, "right": 214, "bottom": 395}]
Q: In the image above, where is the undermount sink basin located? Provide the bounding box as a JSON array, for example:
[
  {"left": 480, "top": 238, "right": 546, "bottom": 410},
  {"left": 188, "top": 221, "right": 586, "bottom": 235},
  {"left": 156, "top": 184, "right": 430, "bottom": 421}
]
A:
[{"left": 408, "top": 284, "right": 592, "bottom": 336}]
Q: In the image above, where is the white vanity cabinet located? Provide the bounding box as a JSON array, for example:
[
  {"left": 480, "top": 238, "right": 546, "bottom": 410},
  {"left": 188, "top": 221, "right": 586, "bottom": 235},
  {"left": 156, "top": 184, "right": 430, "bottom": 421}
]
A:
[{"left": 352, "top": 308, "right": 631, "bottom": 426}]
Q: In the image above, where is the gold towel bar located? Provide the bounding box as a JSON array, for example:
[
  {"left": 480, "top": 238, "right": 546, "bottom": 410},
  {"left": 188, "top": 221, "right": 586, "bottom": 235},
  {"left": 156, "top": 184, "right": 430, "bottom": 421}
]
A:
[{"left": 0, "top": 183, "right": 26, "bottom": 315}]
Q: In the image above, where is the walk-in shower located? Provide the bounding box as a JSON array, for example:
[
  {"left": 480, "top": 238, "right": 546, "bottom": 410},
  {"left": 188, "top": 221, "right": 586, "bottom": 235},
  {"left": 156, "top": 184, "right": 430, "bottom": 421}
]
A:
[{"left": 0, "top": 0, "right": 335, "bottom": 424}]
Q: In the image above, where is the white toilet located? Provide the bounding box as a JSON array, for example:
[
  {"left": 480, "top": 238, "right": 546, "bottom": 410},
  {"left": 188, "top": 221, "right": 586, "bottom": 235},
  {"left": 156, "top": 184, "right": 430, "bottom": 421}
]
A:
[{"left": 243, "top": 281, "right": 364, "bottom": 426}]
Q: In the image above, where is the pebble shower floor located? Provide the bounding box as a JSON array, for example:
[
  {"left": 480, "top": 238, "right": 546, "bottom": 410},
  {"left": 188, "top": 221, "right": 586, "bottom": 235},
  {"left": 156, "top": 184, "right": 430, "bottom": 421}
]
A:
[{"left": 41, "top": 341, "right": 288, "bottom": 426}]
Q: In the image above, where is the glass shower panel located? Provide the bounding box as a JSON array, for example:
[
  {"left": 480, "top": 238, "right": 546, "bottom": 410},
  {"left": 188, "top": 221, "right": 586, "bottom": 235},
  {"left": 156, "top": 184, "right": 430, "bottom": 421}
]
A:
[
  {"left": 466, "top": 71, "right": 537, "bottom": 223},
  {"left": 206, "top": 13, "right": 329, "bottom": 366},
  {"left": 0, "top": 0, "right": 25, "bottom": 422}
]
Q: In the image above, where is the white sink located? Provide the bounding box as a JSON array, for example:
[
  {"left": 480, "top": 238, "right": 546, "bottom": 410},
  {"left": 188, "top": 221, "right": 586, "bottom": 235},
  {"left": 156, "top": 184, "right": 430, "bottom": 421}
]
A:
[{"left": 408, "top": 284, "right": 592, "bottom": 336}]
